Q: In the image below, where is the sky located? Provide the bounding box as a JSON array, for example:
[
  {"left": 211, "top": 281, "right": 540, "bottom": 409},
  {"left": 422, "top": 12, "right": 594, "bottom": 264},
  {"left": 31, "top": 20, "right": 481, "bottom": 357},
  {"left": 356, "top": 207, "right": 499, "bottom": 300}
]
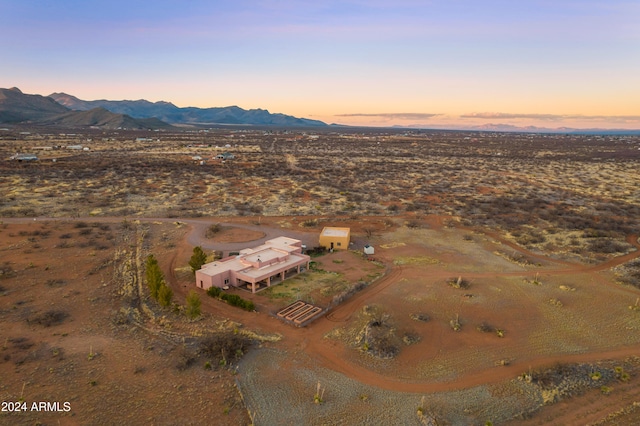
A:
[{"left": 1, "top": 0, "right": 639, "bottom": 129}]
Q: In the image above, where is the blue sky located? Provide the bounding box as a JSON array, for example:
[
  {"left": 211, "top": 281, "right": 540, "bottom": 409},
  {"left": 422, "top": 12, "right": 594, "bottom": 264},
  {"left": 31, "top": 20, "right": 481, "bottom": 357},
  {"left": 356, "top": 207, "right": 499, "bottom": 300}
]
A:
[{"left": 1, "top": 0, "right": 639, "bottom": 128}]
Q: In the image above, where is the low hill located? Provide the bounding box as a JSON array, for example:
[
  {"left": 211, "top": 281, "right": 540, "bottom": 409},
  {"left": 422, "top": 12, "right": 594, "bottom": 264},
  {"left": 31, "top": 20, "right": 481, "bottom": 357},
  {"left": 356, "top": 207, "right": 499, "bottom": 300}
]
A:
[
  {"left": 0, "top": 87, "right": 69, "bottom": 123},
  {"left": 49, "top": 92, "right": 327, "bottom": 127},
  {"left": 41, "top": 107, "right": 173, "bottom": 130}
]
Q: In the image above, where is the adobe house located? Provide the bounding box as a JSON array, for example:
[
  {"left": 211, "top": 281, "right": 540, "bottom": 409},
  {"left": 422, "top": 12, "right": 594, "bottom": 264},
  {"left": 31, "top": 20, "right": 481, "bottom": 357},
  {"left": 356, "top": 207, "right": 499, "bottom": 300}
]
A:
[
  {"left": 195, "top": 237, "right": 310, "bottom": 293},
  {"left": 319, "top": 227, "right": 351, "bottom": 251}
]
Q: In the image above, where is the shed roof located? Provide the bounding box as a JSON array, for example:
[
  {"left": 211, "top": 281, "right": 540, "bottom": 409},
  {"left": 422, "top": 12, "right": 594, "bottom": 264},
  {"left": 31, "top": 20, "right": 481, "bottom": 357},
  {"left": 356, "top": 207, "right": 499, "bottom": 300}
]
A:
[{"left": 320, "top": 227, "right": 350, "bottom": 237}]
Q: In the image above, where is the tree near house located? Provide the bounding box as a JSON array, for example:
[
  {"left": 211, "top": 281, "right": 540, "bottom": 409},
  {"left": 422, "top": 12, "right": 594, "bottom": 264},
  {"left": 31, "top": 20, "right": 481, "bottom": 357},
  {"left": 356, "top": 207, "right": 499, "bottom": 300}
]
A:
[
  {"left": 146, "top": 254, "right": 173, "bottom": 307},
  {"left": 145, "top": 254, "right": 164, "bottom": 300},
  {"left": 189, "top": 246, "right": 208, "bottom": 274}
]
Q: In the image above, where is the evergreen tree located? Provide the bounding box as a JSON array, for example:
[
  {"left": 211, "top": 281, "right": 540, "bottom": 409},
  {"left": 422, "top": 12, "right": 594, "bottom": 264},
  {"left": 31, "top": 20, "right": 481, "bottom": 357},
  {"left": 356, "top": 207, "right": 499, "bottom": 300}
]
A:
[
  {"left": 189, "top": 246, "right": 208, "bottom": 274},
  {"left": 145, "top": 254, "right": 164, "bottom": 300},
  {"left": 158, "top": 282, "right": 173, "bottom": 307},
  {"left": 185, "top": 290, "right": 202, "bottom": 319}
]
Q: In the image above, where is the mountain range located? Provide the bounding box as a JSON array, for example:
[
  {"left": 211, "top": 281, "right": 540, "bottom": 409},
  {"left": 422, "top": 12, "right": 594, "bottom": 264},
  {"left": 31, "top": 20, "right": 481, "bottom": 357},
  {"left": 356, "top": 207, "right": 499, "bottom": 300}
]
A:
[
  {"left": 0, "top": 87, "right": 327, "bottom": 129},
  {"left": 48, "top": 92, "right": 326, "bottom": 127},
  {"left": 0, "top": 88, "right": 171, "bottom": 130}
]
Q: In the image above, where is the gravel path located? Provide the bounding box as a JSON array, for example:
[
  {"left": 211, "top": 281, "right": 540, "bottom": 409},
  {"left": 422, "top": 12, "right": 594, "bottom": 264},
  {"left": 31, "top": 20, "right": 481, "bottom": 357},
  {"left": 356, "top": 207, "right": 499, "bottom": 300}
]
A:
[{"left": 237, "top": 347, "right": 544, "bottom": 425}]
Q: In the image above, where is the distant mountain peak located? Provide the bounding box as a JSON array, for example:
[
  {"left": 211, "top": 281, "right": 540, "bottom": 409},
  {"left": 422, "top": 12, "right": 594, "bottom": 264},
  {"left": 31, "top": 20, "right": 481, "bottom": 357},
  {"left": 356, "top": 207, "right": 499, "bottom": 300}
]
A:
[
  {"left": 9, "top": 87, "right": 22, "bottom": 93},
  {"left": 48, "top": 93, "right": 326, "bottom": 127}
]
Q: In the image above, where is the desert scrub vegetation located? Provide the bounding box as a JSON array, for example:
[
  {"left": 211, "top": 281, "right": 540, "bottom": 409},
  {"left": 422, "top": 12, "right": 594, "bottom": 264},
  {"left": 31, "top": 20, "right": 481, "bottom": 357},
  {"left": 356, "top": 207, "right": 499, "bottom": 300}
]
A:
[
  {"left": 355, "top": 305, "right": 401, "bottom": 359},
  {"left": 0, "top": 261, "right": 16, "bottom": 279},
  {"left": 204, "top": 223, "right": 221, "bottom": 238},
  {"left": 615, "top": 259, "right": 640, "bottom": 289},
  {"left": 3, "top": 128, "right": 637, "bottom": 236},
  {"left": 522, "top": 361, "right": 636, "bottom": 405},
  {"left": 28, "top": 310, "right": 69, "bottom": 327},
  {"left": 448, "top": 276, "right": 470, "bottom": 289},
  {"left": 198, "top": 332, "right": 250, "bottom": 367},
  {"left": 476, "top": 322, "right": 505, "bottom": 337}
]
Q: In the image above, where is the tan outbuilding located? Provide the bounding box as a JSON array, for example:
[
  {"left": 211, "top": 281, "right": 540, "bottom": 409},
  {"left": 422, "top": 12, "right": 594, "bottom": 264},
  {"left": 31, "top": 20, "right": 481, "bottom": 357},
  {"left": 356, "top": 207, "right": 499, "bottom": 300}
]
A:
[{"left": 319, "top": 227, "right": 350, "bottom": 251}]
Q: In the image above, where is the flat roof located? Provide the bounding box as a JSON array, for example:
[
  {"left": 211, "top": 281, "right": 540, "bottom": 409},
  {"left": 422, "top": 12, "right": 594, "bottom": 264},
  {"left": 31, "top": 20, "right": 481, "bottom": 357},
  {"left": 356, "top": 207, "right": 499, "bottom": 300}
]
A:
[
  {"left": 243, "top": 247, "right": 283, "bottom": 264},
  {"left": 321, "top": 227, "right": 350, "bottom": 237},
  {"left": 239, "top": 253, "right": 308, "bottom": 279},
  {"left": 199, "top": 236, "right": 307, "bottom": 279}
]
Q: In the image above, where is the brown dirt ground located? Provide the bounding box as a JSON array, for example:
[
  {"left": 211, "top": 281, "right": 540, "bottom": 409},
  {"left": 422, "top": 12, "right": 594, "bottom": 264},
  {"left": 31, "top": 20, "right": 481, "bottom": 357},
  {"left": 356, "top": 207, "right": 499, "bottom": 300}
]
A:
[
  {"left": 2, "top": 215, "right": 640, "bottom": 425},
  {"left": 0, "top": 220, "right": 249, "bottom": 425}
]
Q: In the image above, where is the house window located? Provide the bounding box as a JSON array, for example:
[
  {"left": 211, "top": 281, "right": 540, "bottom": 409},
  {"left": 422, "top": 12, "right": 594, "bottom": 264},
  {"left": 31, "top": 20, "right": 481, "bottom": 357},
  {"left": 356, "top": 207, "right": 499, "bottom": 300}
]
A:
[
  {"left": 224, "top": 278, "right": 229, "bottom": 285},
  {"left": 337, "top": 242, "right": 341, "bottom": 247}
]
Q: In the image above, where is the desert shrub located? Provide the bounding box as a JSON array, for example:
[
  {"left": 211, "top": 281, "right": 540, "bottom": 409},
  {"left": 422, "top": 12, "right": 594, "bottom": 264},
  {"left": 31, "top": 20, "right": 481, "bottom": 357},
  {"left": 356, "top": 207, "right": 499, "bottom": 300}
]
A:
[
  {"left": 516, "top": 231, "right": 546, "bottom": 246},
  {"left": 0, "top": 262, "right": 16, "bottom": 279},
  {"left": 249, "top": 204, "right": 263, "bottom": 214},
  {"left": 402, "top": 333, "right": 421, "bottom": 345},
  {"left": 45, "top": 279, "right": 66, "bottom": 287},
  {"left": 206, "top": 286, "right": 254, "bottom": 310},
  {"left": 477, "top": 322, "right": 496, "bottom": 333},
  {"left": 360, "top": 312, "right": 400, "bottom": 359},
  {"left": 205, "top": 224, "right": 221, "bottom": 238},
  {"left": 450, "top": 315, "right": 461, "bottom": 331},
  {"left": 174, "top": 348, "right": 197, "bottom": 371},
  {"left": 30, "top": 310, "right": 69, "bottom": 327},
  {"left": 301, "top": 218, "right": 318, "bottom": 227},
  {"left": 7, "top": 337, "right": 33, "bottom": 352},
  {"left": 307, "top": 246, "right": 326, "bottom": 257},
  {"left": 198, "top": 332, "right": 249, "bottom": 362},
  {"left": 587, "top": 239, "right": 627, "bottom": 254},
  {"left": 617, "top": 259, "right": 640, "bottom": 288},
  {"left": 220, "top": 293, "right": 254, "bottom": 311},
  {"left": 410, "top": 313, "right": 430, "bottom": 322},
  {"left": 405, "top": 220, "right": 421, "bottom": 229},
  {"left": 448, "top": 276, "right": 470, "bottom": 289}
]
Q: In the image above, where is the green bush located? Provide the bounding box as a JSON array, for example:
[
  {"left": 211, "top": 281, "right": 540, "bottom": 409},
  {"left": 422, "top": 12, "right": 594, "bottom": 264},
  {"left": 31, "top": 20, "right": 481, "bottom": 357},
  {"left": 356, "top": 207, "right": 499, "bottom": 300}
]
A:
[
  {"left": 207, "top": 287, "right": 254, "bottom": 311},
  {"left": 206, "top": 286, "right": 221, "bottom": 298}
]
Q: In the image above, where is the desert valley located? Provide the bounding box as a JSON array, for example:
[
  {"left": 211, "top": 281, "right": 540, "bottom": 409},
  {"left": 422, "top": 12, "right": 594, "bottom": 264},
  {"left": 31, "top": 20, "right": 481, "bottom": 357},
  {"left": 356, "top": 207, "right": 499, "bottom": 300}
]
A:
[{"left": 1, "top": 118, "right": 640, "bottom": 425}]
